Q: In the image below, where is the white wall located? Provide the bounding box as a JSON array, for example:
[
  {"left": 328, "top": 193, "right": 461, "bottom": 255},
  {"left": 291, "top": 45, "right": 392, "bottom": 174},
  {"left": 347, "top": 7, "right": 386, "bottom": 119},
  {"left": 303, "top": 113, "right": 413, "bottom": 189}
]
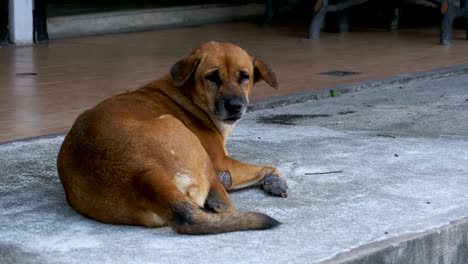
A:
[{"left": 9, "top": 0, "right": 34, "bottom": 45}]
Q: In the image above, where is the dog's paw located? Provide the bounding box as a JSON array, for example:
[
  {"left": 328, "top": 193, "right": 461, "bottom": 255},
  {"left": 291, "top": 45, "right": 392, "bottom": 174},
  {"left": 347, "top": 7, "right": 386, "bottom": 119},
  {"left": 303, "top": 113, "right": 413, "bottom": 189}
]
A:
[
  {"left": 218, "top": 171, "right": 232, "bottom": 189},
  {"left": 261, "top": 174, "right": 288, "bottom": 197}
]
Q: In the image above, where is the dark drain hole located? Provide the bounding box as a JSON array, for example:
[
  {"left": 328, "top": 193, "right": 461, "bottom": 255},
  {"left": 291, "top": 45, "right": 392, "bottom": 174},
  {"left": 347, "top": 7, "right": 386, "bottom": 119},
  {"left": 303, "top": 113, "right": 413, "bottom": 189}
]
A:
[
  {"left": 257, "top": 114, "right": 331, "bottom": 125},
  {"left": 319, "top": 70, "right": 360, "bottom": 76},
  {"left": 338, "top": 110, "right": 356, "bottom": 115},
  {"left": 16, "top": 72, "right": 38, "bottom": 77}
]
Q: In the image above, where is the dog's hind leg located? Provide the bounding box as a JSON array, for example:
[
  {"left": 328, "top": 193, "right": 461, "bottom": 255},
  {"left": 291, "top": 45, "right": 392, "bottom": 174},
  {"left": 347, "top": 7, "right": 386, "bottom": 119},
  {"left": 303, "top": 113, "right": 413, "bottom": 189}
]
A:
[
  {"left": 133, "top": 168, "right": 279, "bottom": 234},
  {"left": 204, "top": 177, "right": 233, "bottom": 213}
]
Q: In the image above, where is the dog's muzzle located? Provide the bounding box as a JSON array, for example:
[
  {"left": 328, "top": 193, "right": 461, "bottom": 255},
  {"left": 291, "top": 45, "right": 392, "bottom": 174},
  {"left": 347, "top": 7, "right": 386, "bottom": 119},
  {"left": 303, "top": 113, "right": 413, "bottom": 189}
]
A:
[{"left": 216, "top": 96, "right": 247, "bottom": 123}]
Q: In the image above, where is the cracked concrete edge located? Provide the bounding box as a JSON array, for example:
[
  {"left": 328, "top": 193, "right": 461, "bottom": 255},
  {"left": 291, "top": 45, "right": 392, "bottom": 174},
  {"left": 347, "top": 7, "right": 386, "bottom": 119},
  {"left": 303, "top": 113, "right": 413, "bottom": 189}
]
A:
[
  {"left": 248, "top": 64, "right": 468, "bottom": 112},
  {"left": 321, "top": 216, "right": 468, "bottom": 264}
]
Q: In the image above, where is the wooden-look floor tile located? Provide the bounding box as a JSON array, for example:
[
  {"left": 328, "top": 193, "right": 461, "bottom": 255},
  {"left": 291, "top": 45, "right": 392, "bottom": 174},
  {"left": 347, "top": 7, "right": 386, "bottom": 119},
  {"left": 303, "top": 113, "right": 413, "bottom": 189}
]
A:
[{"left": 0, "top": 21, "right": 467, "bottom": 143}]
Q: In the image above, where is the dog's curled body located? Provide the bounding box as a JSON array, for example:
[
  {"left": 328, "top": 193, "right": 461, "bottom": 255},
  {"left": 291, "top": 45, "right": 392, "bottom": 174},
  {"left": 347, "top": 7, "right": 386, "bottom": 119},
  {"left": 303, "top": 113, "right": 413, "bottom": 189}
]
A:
[{"left": 57, "top": 42, "right": 287, "bottom": 234}]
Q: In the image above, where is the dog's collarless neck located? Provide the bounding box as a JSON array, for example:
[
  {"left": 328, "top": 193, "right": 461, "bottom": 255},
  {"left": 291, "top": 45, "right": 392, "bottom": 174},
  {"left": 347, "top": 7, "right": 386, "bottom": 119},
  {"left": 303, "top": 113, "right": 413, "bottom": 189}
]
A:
[{"left": 158, "top": 81, "right": 222, "bottom": 136}]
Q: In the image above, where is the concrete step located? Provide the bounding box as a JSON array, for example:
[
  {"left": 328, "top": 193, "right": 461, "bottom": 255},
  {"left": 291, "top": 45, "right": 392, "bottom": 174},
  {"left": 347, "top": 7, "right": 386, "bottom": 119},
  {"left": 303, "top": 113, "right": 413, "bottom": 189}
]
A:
[
  {"left": 47, "top": 3, "right": 264, "bottom": 39},
  {"left": 1, "top": 68, "right": 468, "bottom": 263}
]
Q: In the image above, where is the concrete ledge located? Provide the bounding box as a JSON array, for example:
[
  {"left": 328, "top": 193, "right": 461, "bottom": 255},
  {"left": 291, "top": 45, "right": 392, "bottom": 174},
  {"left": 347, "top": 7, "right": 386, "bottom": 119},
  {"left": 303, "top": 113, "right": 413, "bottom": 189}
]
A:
[
  {"left": 1, "top": 68, "right": 468, "bottom": 264},
  {"left": 325, "top": 216, "right": 468, "bottom": 264},
  {"left": 47, "top": 3, "right": 264, "bottom": 39},
  {"left": 249, "top": 64, "right": 468, "bottom": 111}
]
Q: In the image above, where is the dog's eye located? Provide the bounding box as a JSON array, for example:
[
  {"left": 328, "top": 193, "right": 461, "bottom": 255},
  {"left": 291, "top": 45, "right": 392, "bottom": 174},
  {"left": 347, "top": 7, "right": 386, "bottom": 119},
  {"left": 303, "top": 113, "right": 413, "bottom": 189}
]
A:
[
  {"left": 204, "top": 71, "right": 221, "bottom": 86},
  {"left": 238, "top": 71, "right": 250, "bottom": 84}
]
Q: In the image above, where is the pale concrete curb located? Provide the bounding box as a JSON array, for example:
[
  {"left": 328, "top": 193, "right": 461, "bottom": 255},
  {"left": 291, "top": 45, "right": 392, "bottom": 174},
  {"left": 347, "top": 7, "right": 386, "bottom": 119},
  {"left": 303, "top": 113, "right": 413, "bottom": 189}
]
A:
[
  {"left": 324, "top": 216, "right": 468, "bottom": 264},
  {"left": 1, "top": 68, "right": 468, "bottom": 264},
  {"left": 48, "top": 3, "right": 264, "bottom": 39},
  {"left": 249, "top": 64, "right": 468, "bottom": 111}
]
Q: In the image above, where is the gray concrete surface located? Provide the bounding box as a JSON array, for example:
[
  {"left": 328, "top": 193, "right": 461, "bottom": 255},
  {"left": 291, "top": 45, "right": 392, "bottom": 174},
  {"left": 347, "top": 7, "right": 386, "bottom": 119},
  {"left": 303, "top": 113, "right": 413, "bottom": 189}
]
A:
[{"left": 1, "top": 71, "right": 468, "bottom": 264}]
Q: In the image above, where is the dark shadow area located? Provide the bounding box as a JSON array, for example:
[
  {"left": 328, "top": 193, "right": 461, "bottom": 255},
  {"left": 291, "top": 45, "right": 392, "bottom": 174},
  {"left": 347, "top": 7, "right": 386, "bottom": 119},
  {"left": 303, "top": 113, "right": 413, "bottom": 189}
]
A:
[{"left": 0, "top": 242, "right": 50, "bottom": 264}]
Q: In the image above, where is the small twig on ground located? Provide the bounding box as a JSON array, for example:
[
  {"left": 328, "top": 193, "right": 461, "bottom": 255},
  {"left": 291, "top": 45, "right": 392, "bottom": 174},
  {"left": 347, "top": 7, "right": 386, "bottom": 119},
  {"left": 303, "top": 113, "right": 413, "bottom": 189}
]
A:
[
  {"left": 377, "top": 134, "right": 396, "bottom": 139},
  {"left": 305, "top": 170, "right": 343, "bottom": 175}
]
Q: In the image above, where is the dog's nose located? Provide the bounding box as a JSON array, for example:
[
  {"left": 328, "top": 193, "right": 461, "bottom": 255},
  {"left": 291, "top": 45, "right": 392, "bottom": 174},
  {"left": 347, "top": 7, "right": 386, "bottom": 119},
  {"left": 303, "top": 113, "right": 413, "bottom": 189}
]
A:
[{"left": 225, "top": 99, "right": 243, "bottom": 115}]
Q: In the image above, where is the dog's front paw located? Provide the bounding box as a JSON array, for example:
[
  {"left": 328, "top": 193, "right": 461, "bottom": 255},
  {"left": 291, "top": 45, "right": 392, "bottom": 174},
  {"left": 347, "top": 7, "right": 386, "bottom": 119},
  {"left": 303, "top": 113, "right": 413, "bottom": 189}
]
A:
[{"left": 261, "top": 174, "right": 288, "bottom": 197}]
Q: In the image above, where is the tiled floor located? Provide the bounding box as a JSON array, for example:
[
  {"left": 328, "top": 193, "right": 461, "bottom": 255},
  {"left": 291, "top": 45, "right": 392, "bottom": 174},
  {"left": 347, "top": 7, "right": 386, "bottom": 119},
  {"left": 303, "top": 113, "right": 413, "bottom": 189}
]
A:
[{"left": 1, "top": 21, "right": 467, "bottom": 143}]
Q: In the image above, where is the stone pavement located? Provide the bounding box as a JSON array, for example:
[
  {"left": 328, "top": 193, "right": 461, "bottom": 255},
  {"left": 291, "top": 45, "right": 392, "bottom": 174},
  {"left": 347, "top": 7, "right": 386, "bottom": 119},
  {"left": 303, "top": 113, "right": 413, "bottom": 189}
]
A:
[{"left": 1, "top": 70, "right": 468, "bottom": 264}]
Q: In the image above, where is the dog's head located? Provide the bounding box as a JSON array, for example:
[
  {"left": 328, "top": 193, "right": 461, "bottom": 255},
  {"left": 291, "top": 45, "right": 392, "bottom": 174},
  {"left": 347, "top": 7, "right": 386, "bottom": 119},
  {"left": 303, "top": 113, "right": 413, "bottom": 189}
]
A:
[{"left": 170, "top": 41, "right": 278, "bottom": 125}]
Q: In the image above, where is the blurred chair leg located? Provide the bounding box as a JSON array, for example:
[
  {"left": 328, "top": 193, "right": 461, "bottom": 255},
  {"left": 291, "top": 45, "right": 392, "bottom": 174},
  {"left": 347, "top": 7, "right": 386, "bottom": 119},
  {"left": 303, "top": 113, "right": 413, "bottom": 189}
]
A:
[
  {"left": 309, "top": 0, "right": 328, "bottom": 39},
  {"left": 0, "top": 0, "right": 8, "bottom": 45},
  {"left": 461, "top": 0, "right": 468, "bottom": 40},
  {"left": 34, "top": 0, "right": 49, "bottom": 44},
  {"left": 339, "top": 11, "right": 349, "bottom": 33},
  {"left": 390, "top": 8, "right": 402, "bottom": 31},
  {"left": 263, "top": 0, "right": 279, "bottom": 26},
  {"left": 440, "top": 0, "right": 454, "bottom": 45}
]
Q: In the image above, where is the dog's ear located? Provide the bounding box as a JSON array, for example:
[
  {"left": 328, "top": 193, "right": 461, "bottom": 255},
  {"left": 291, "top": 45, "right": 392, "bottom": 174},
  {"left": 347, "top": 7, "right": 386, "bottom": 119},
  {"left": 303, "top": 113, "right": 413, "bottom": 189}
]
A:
[
  {"left": 170, "top": 56, "right": 200, "bottom": 87},
  {"left": 253, "top": 59, "right": 279, "bottom": 89}
]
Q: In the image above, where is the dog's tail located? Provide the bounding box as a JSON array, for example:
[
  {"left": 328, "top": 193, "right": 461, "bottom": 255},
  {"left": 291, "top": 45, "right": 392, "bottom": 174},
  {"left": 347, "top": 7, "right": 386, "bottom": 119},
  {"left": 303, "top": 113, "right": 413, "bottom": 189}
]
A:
[
  {"left": 136, "top": 170, "right": 280, "bottom": 235},
  {"left": 168, "top": 202, "right": 280, "bottom": 234}
]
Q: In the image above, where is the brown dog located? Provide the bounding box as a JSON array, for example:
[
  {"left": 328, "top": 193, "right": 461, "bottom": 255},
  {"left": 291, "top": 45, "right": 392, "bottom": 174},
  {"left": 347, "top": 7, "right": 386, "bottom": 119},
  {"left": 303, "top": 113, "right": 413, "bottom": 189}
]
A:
[{"left": 57, "top": 41, "right": 288, "bottom": 234}]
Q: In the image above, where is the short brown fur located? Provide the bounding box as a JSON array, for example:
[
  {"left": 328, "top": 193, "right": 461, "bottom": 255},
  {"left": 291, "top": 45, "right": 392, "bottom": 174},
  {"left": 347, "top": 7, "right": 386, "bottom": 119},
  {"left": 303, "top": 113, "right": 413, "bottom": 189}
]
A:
[{"left": 57, "top": 42, "right": 287, "bottom": 234}]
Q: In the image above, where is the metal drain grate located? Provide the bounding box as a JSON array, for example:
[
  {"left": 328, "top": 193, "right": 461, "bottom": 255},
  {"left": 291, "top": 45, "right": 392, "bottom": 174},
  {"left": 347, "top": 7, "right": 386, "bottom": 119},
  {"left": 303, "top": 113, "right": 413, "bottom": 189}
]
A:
[{"left": 319, "top": 70, "right": 360, "bottom": 76}]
